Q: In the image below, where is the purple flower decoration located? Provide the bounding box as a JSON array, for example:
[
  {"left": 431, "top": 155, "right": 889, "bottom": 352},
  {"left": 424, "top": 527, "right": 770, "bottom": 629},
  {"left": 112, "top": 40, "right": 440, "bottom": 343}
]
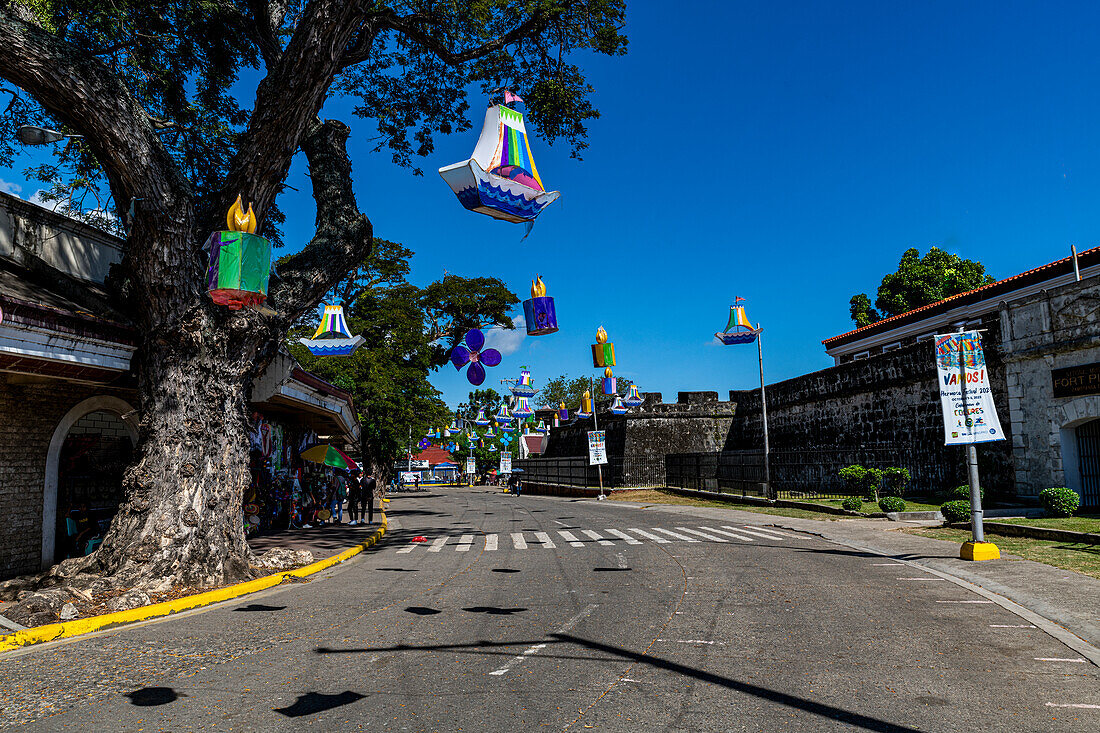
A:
[
  {"left": 450, "top": 328, "right": 502, "bottom": 386},
  {"left": 417, "top": 438, "right": 431, "bottom": 449}
]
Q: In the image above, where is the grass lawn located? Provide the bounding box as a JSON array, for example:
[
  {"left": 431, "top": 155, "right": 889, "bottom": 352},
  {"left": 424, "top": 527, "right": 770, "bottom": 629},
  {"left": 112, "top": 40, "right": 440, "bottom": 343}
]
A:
[
  {"left": 990, "top": 515, "right": 1100, "bottom": 534},
  {"left": 903, "top": 526, "right": 1100, "bottom": 581},
  {"left": 813, "top": 498, "right": 943, "bottom": 513},
  {"left": 608, "top": 489, "right": 844, "bottom": 521}
]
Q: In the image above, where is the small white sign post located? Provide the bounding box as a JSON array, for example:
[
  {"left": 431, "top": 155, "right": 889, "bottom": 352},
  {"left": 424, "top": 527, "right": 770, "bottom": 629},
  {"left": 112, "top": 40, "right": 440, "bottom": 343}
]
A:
[
  {"left": 466, "top": 456, "right": 477, "bottom": 476},
  {"left": 934, "top": 331, "right": 1005, "bottom": 560},
  {"left": 588, "top": 431, "right": 608, "bottom": 466},
  {"left": 499, "top": 451, "right": 512, "bottom": 475}
]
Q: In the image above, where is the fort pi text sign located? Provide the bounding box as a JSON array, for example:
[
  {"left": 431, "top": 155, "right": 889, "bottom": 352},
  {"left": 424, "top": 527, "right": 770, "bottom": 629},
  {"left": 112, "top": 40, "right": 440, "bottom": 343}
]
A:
[{"left": 1051, "top": 362, "right": 1100, "bottom": 398}]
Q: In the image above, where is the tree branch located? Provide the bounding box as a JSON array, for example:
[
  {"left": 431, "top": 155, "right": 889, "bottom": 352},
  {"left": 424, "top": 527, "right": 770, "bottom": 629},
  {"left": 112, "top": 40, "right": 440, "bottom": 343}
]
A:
[
  {"left": 268, "top": 118, "right": 373, "bottom": 325},
  {"left": 249, "top": 0, "right": 289, "bottom": 68},
  {"left": 378, "top": 9, "right": 548, "bottom": 67}
]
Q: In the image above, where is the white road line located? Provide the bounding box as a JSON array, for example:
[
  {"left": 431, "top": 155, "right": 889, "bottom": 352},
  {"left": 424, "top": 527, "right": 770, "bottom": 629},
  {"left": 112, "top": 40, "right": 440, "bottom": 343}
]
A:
[
  {"left": 897, "top": 577, "right": 946, "bottom": 581},
  {"left": 606, "top": 529, "right": 642, "bottom": 545},
  {"left": 558, "top": 530, "right": 585, "bottom": 548},
  {"left": 489, "top": 604, "right": 596, "bottom": 677},
  {"left": 511, "top": 532, "right": 527, "bottom": 550},
  {"left": 456, "top": 534, "right": 474, "bottom": 552},
  {"left": 1045, "top": 703, "right": 1100, "bottom": 709},
  {"left": 428, "top": 537, "right": 448, "bottom": 552},
  {"left": 582, "top": 530, "right": 614, "bottom": 546},
  {"left": 699, "top": 526, "right": 755, "bottom": 542},
  {"left": 745, "top": 526, "right": 798, "bottom": 539},
  {"left": 677, "top": 527, "right": 728, "bottom": 542},
  {"left": 534, "top": 531, "right": 557, "bottom": 548},
  {"left": 485, "top": 534, "right": 498, "bottom": 551},
  {"left": 628, "top": 528, "right": 671, "bottom": 543},
  {"left": 734, "top": 527, "right": 789, "bottom": 541},
  {"left": 1035, "top": 657, "right": 1088, "bottom": 663},
  {"left": 396, "top": 544, "right": 418, "bottom": 554},
  {"left": 990, "top": 624, "right": 1036, "bottom": 628},
  {"left": 656, "top": 639, "right": 726, "bottom": 645},
  {"left": 651, "top": 528, "right": 700, "bottom": 542},
  {"left": 872, "top": 563, "right": 904, "bottom": 566},
  {"left": 937, "top": 600, "right": 993, "bottom": 604},
  {"left": 553, "top": 520, "right": 568, "bottom": 526}
]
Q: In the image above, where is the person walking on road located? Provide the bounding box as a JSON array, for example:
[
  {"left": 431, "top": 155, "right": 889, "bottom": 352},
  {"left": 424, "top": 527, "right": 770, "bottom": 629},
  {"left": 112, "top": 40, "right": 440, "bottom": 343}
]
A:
[{"left": 346, "top": 469, "right": 363, "bottom": 525}]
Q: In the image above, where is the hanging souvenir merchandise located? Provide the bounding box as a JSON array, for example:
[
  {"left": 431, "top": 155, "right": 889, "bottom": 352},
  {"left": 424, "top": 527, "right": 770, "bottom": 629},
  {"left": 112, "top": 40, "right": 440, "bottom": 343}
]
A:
[
  {"left": 474, "top": 407, "right": 491, "bottom": 426},
  {"left": 576, "top": 391, "right": 593, "bottom": 419},
  {"left": 206, "top": 195, "right": 272, "bottom": 310},
  {"left": 439, "top": 101, "right": 560, "bottom": 223},
  {"left": 602, "top": 367, "right": 617, "bottom": 395},
  {"left": 623, "top": 384, "right": 644, "bottom": 408},
  {"left": 592, "top": 326, "right": 616, "bottom": 367},
  {"left": 610, "top": 395, "right": 627, "bottom": 415},
  {"left": 451, "top": 329, "right": 503, "bottom": 386},
  {"left": 299, "top": 304, "right": 366, "bottom": 357},
  {"left": 715, "top": 298, "right": 761, "bottom": 345},
  {"left": 523, "top": 275, "right": 559, "bottom": 335}
]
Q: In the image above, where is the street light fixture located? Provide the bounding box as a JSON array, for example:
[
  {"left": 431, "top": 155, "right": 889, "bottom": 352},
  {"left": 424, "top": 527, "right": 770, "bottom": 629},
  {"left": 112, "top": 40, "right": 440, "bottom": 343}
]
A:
[{"left": 17, "top": 126, "right": 83, "bottom": 145}]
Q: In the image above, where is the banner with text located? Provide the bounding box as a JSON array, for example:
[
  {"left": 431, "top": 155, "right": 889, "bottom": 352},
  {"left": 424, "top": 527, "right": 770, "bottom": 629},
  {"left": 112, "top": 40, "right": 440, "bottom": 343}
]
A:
[
  {"left": 499, "top": 451, "right": 512, "bottom": 474},
  {"left": 934, "top": 331, "right": 1005, "bottom": 445},
  {"left": 466, "top": 456, "right": 476, "bottom": 474},
  {"left": 587, "top": 431, "right": 608, "bottom": 465}
]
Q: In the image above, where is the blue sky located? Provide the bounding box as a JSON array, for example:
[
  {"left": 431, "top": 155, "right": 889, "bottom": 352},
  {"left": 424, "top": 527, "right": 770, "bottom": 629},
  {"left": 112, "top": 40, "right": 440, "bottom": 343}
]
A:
[{"left": 6, "top": 2, "right": 1100, "bottom": 410}]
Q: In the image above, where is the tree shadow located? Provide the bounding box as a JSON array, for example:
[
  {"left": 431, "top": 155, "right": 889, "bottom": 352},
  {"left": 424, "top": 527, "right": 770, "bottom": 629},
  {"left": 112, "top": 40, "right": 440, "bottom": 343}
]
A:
[
  {"left": 274, "top": 691, "right": 365, "bottom": 718},
  {"left": 233, "top": 603, "right": 287, "bottom": 612},
  {"left": 125, "top": 687, "right": 184, "bottom": 706},
  {"left": 462, "top": 606, "right": 527, "bottom": 615},
  {"left": 404, "top": 606, "right": 441, "bottom": 615}
]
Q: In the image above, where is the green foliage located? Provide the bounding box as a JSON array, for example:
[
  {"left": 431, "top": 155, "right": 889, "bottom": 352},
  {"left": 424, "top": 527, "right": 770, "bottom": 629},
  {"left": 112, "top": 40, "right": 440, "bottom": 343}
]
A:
[
  {"left": 940, "top": 500, "right": 971, "bottom": 524},
  {"left": 848, "top": 247, "right": 995, "bottom": 326},
  {"left": 878, "top": 496, "right": 907, "bottom": 513},
  {"left": 838, "top": 465, "right": 883, "bottom": 501},
  {"left": 880, "top": 467, "right": 910, "bottom": 497},
  {"left": 841, "top": 496, "right": 863, "bottom": 512},
  {"left": 1039, "top": 488, "right": 1080, "bottom": 518},
  {"left": 541, "top": 373, "right": 635, "bottom": 411},
  {"left": 951, "top": 484, "right": 983, "bottom": 502}
]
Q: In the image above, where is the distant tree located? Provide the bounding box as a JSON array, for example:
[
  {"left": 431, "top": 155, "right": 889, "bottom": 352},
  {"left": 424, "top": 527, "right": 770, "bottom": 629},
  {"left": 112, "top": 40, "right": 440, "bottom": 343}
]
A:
[
  {"left": 541, "top": 373, "right": 634, "bottom": 409},
  {"left": 849, "top": 247, "right": 995, "bottom": 326}
]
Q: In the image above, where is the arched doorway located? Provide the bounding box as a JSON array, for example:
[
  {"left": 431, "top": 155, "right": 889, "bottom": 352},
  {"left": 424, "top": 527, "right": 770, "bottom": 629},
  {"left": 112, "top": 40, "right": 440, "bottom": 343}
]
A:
[
  {"left": 1076, "top": 419, "right": 1100, "bottom": 508},
  {"left": 42, "top": 397, "right": 138, "bottom": 569}
]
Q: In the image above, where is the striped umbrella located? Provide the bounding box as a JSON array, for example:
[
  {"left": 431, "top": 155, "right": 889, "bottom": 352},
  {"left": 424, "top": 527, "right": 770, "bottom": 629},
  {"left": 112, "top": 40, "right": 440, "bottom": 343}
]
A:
[{"left": 300, "top": 444, "right": 359, "bottom": 471}]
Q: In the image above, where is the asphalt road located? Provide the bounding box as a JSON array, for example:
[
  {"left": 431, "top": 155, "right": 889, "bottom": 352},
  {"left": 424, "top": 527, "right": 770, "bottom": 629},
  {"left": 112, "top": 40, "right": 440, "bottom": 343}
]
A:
[{"left": 2, "top": 487, "right": 1098, "bottom": 732}]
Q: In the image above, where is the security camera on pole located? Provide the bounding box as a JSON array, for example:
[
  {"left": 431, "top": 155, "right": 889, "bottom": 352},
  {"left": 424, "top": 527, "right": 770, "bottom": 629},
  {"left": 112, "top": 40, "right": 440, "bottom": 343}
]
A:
[{"left": 934, "top": 330, "right": 1004, "bottom": 561}]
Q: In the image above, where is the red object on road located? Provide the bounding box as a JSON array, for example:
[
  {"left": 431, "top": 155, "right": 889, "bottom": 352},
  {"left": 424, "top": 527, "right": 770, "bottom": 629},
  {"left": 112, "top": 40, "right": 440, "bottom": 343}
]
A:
[{"left": 412, "top": 536, "right": 428, "bottom": 542}]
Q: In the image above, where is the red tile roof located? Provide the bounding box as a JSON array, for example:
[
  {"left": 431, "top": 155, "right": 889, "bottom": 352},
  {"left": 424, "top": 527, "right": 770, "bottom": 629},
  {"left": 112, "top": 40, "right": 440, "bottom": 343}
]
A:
[
  {"left": 823, "top": 246, "right": 1100, "bottom": 348},
  {"left": 413, "top": 445, "right": 457, "bottom": 466}
]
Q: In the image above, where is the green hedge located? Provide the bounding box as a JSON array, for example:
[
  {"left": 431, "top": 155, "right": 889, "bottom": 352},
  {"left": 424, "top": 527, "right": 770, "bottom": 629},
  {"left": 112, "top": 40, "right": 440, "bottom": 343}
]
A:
[
  {"left": 878, "top": 496, "right": 907, "bottom": 513},
  {"left": 940, "top": 500, "right": 971, "bottom": 523},
  {"left": 841, "top": 496, "right": 863, "bottom": 512},
  {"left": 1038, "top": 487, "right": 1080, "bottom": 518}
]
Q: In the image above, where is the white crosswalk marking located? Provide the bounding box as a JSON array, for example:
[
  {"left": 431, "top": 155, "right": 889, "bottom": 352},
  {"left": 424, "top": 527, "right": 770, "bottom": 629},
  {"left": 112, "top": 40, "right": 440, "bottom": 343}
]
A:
[
  {"left": 627, "top": 528, "right": 670, "bottom": 543},
  {"left": 511, "top": 532, "right": 527, "bottom": 549},
  {"left": 558, "top": 530, "right": 585, "bottom": 547},
  {"left": 699, "top": 526, "right": 755, "bottom": 541},
  {"left": 396, "top": 544, "right": 418, "bottom": 554},
  {"left": 742, "top": 526, "right": 797, "bottom": 539},
  {"left": 456, "top": 534, "right": 474, "bottom": 552},
  {"left": 428, "top": 537, "right": 448, "bottom": 552},
  {"left": 582, "top": 529, "right": 615, "bottom": 546},
  {"left": 651, "top": 528, "right": 700, "bottom": 542},
  {"left": 606, "top": 529, "right": 642, "bottom": 545},
  {"left": 534, "top": 531, "right": 557, "bottom": 548},
  {"left": 727, "top": 526, "right": 784, "bottom": 541},
  {"left": 485, "top": 534, "right": 498, "bottom": 551},
  {"left": 677, "top": 527, "right": 728, "bottom": 542}
]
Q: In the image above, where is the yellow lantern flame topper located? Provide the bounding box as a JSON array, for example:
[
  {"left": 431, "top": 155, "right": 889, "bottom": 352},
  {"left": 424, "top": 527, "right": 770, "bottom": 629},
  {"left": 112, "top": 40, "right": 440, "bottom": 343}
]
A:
[
  {"left": 596, "top": 325, "right": 608, "bottom": 344},
  {"left": 226, "top": 195, "right": 258, "bottom": 234},
  {"left": 531, "top": 274, "right": 547, "bottom": 298},
  {"left": 604, "top": 366, "right": 613, "bottom": 378}
]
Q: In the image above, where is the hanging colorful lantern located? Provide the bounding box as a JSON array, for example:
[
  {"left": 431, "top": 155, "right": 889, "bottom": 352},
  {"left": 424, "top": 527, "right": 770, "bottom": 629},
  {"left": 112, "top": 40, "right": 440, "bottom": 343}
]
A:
[
  {"left": 523, "top": 274, "right": 558, "bottom": 336},
  {"left": 558, "top": 402, "right": 569, "bottom": 421},
  {"left": 489, "top": 444, "right": 499, "bottom": 452},
  {"left": 486, "top": 424, "right": 497, "bottom": 438},
  {"left": 495, "top": 404, "right": 514, "bottom": 424},
  {"left": 451, "top": 329, "right": 503, "bottom": 386},
  {"left": 602, "top": 367, "right": 617, "bottom": 395},
  {"left": 553, "top": 413, "right": 560, "bottom": 428},
  {"left": 592, "top": 326, "right": 616, "bottom": 368},
  {"left": 535, "top": 419, "right": 548, "bottom": 434},
  {"left": 299, "top": 304, "right": 366, "bottom": 357},
  {"left": 610, "top": 395, "right": 627, "bottom": 415},
  {"left": 715, "top": 297, "right": 761, "bottom": 345},
  {"left": 623, "top": 384, "right": 644, "bottom": 408},
  {"left": 438, "top": 100, "right": 561, "bottom": 224},
  {"left": 206, "top": 195, "right": 272, "bottom": 310},
  {"left": 513, "top": 396, "right": 534, "bottom": 418},
  {"left": 510, "top": 369, "right": 539, "bottom": 399},
  {"left": 473, "top": 407, "right": 490, "bottom": 426},
  {"left": 576, "top": 390, "right": 593, "bottom": 419}
]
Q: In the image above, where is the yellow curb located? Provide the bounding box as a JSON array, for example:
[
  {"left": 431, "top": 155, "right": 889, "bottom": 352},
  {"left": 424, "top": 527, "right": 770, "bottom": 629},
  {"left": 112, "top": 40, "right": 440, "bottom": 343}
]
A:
[{"left": 0, "top": 513, "right": 387, "bottom": 654}]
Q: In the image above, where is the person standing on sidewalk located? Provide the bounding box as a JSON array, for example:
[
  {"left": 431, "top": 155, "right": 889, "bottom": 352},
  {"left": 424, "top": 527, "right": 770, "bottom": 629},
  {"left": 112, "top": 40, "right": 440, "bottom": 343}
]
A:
[
  {"left": 329, "top": 471, "right": 347, "bottom": 524},
  {"left": 346, "top": 469, "right": 363, "bottom": 525},
  {"left": 363, "top": 472, "right": 378, "bottom": 525}
]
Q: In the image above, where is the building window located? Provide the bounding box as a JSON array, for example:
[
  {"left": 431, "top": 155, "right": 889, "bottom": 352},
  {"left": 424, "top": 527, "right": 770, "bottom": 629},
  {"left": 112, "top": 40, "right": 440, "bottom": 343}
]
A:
[
  {"left": 883, "top": 342, "right": 902, "bottom": 353},
  {"left": 853, "top": 350, "right": 870, "bottom": 360}
]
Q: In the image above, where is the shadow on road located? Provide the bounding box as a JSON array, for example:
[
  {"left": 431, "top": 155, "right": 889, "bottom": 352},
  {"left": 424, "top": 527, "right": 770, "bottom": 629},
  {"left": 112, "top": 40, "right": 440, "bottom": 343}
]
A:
[
  {"left": 462, "top": 606, "right": 527, "bottom": 615},
  {"left": 232, "top": 603, "right": 287, "bottom": 612},
  {"left": 274, "top": 691, "right": 364, "bottom": 718},
  {"left": 404, "top": 606, "right": 442, "bottom": 615},
  {"left": 125, "top": 687, "right": 184, "bottom": 706}
]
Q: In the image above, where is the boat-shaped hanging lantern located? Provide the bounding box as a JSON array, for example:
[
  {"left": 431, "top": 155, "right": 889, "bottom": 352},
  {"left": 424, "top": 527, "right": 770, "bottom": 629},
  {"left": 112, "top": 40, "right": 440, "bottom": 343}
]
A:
[
  {"left": 510, "top": 369, "right": 539, "bottom": 398},
  {"left": 623, "top": 384, "right": 645, "bottom": 408},
  {"left": 512, "top": 396, "right": 534, "bottom": 418},
  {"left": 715, "top": 298, "right": 760, "bottom": 345},
  {"left": 610, "top": 395, "right": 627, "bottom": 415},
  {"left": 439, "top": 103, "right": 560, "bottom": 223},
  {"left": 495, "top": 404, "right": 514, "bottom": 423},
  {"left": 523, "top": 274, "right": 558, "bottom": 335},
  {"left": 299, "top": 304, "right": 367, "bottom": 357},
  {"left": 206, "top": 195, "right": 272, "bottom": 310},
  {"left": 473, "top": 407, "right": 490, "bottom": 426}
]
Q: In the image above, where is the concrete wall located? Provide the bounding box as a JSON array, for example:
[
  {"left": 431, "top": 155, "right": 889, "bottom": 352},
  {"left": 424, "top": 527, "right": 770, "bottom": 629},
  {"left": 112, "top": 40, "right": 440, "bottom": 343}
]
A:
[{"left": 1001, "top": 274, "right": 1100, "bottom": 501}]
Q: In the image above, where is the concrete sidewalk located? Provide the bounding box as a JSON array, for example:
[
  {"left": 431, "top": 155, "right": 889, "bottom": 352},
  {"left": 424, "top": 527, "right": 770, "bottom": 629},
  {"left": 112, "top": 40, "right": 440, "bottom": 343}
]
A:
[
  {"left": 609, "top": 500, "right": 1100, "bottom": 655},
  {"left": 248, "top": 518, "right": 384, "bottom": 560}
]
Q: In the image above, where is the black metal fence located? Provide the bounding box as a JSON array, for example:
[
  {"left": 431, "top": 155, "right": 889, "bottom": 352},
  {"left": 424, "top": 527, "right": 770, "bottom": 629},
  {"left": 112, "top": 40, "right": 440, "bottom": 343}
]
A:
[
  {"left": 665, "top": 451, "right": 768, "bottom": 496},
  {"left": 513, "top": 456, "right": 666, "bottom": 490}
]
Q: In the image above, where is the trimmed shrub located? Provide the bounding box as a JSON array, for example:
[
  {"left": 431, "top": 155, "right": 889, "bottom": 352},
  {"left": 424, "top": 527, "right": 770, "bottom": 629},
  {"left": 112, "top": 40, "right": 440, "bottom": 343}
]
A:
[
  {"left": 878, "top": 496, "right": 907, "bottom": 513},
  {"left": 880, "top": 467, "right": 911, "bottom": 498},
  {"left": 838, "top": 465, "right": 884, "bottom": 501},
  {"left": 1039, "top": 487, "right": 1080, "bottom": 518},
  {"left": 940, "top": 500, "right": 971, "bottom": 524},
  {"left": 841, "top": 496, "right": 863, "bottom": 512},
  {"left": 951, "top": 484, "right": 983, "bottom": 502}
]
